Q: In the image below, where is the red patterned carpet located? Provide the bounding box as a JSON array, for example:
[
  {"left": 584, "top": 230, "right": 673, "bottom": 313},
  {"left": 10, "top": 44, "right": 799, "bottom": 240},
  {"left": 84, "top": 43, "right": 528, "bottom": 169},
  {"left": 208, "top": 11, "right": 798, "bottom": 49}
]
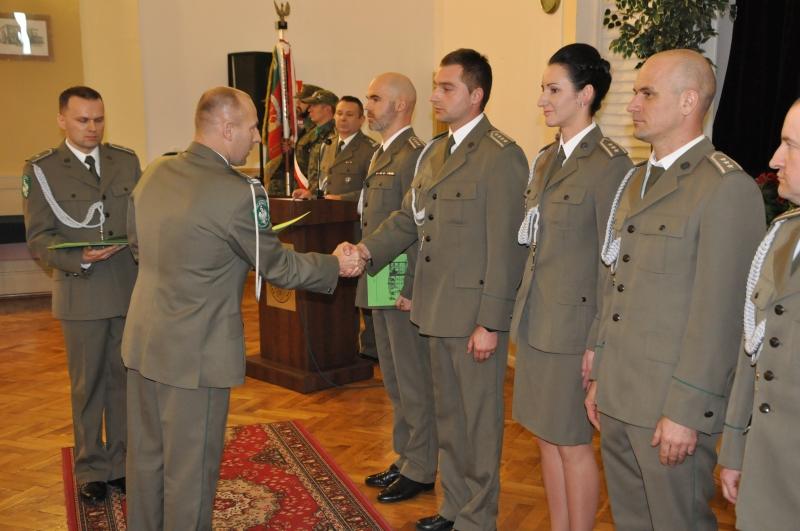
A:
[{"left": 62, "top": 421, "right": 391, "bottom": 530}]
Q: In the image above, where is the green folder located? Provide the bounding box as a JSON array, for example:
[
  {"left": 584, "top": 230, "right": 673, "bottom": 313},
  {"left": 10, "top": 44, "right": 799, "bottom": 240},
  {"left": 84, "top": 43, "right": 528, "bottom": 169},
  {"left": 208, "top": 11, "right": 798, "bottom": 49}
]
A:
[
  {"left": 367, "top": 254, "right": 407, "bottom": 307},
  {"left": 48, "top": 237, "right": 128, "bottom": 250}
]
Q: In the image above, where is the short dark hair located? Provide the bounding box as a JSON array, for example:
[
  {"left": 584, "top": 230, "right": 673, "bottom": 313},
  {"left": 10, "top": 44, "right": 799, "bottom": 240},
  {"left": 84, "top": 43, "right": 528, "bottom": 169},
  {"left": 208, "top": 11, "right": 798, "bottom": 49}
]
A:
[
  {"left": 338, "top": 95, "right": 364, "bottom": 117},
  {"left": 440, "top": 48, "right": 492, "bottom": 110},
  {"left": 59, "top": 86, "right": 102, "bottom": 111},
  {"left": 548, "top": 43, "right": 611, "bottom": 116}
]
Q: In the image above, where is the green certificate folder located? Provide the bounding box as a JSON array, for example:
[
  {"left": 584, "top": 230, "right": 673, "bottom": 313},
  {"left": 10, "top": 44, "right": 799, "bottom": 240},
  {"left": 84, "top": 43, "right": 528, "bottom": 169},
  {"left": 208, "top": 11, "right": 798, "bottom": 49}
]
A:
[
  {"left": 367, "top": 254, "right": 407, "bottom": 308},
  {"left": 48, "top": 237, "right": 128, "bottom": 250}
]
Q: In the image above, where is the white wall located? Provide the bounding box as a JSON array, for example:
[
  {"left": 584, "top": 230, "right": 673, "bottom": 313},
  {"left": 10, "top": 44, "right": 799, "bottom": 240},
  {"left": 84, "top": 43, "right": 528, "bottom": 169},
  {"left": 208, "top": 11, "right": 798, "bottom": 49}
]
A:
[{"left": 137, "top": 0, "right": 436, "bottom": 163}]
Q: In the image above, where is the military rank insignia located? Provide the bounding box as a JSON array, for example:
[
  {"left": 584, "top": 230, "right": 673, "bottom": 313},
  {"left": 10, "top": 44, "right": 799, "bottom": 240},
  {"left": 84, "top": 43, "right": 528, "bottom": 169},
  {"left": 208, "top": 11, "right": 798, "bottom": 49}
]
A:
[
  {"left": 255, "top": 197, "right": 270, "bottom": 230},
  {"left": 21, "top": 174, "right": 31, "bottom": 198}
]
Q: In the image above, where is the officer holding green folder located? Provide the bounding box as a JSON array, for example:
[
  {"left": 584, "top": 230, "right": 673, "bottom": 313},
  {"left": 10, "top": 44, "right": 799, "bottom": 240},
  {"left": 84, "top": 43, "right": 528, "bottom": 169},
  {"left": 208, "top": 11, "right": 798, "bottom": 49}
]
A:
[{"left": 22, "top": 86, "right": 140, "bottom": 503}]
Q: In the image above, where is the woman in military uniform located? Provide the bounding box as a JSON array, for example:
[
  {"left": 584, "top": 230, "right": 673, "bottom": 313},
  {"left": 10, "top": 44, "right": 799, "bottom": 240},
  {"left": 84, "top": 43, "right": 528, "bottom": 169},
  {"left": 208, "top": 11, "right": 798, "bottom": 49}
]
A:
[{"left": 510, "top": 43, "right": 632, "bottom": 531}]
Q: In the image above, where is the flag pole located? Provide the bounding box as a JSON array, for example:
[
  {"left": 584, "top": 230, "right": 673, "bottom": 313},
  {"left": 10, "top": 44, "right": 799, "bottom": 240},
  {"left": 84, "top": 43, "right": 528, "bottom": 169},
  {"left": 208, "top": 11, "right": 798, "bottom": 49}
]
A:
[{"left": 274, "top": 1, "right": 293, "bottom": 197}]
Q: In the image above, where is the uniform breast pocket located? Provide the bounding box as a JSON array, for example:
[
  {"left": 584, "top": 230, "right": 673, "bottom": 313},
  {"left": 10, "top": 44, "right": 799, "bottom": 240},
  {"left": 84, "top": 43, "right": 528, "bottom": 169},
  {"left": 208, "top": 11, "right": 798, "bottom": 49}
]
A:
[
  {"left": 53, "top": 188, "right": 97, "bottom": 219},
  {"left": 437, "top": 182, "right": 477, "bottom": 225},
  {"left": 636, "top": 214, "right": 687, "bottom": 274},
  {"left": 111, "top": 180, "right": 135, "bottom": 198},
  {"left": 367, "top": 175, "right": 394, "bottom": 209},
  {"left": 548, "top": 185, "right": 587, "bottom": 228}
]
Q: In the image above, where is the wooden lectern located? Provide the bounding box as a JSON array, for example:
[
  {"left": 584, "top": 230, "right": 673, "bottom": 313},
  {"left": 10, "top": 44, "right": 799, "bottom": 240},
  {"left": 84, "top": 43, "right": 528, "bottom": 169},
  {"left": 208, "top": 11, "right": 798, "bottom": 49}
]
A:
[{"left": 245, "top": 198, "right": 374, "bottom": 393}]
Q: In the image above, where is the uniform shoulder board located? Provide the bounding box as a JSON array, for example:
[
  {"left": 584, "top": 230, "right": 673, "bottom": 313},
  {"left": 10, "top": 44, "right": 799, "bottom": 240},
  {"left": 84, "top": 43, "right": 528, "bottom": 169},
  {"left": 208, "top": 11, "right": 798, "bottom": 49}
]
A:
[
  {"left": 707, "top": 151, "right": 743, "bottom": 175},
  {"left": 408, "top": 135, "right": 425, "bottom": 149},
  {"left": 599, "top": 137, "right": 628, "bottom": 158},
  {"left": 771, "top": 207, "right": 800, "bottom": 226},
  {"left": 634, "top": 160, "right": 648, "bottom": 168},
  {"left": 105, "top": 142, "right": 136, "bottom": 155},
  {"left": 366, "top": 136, "right": 379, "bottom": 148},
  {"left": 26, "top": 148, "right": 55, "bottom": 163},
  {"left": 488, "top": 129, "right": 515, "bottom": 148},
  {"left": 429, "top": 131, "right": 448, "bottom": 143},
  {"left": 538, "top": 141, "right": 556, "bottom": 154}
]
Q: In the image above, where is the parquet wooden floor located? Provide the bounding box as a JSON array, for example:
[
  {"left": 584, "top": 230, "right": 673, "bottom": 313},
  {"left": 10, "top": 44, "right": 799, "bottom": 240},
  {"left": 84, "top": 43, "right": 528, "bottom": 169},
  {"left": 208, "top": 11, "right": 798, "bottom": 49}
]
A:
[{"left": 0, "top": 277, "right": 737, "bottom": 530}]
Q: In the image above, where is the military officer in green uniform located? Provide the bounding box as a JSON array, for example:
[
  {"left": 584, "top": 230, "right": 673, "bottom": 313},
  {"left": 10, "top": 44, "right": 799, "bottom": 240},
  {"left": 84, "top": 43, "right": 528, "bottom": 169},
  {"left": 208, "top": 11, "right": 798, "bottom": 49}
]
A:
[
  {"left": 342, "top": 49, "right": 529, "bottom": 531},
  {"left": 123, "top": 86, "right": 359, "bottom": 530},
  {"left": 584, "top": 50, "right": 765, "bottom": 531},
  {"left": 268, "top": 88, "right": 336, "bottom": 196},
  {"left": 356, "top": 73, "right": 438, "bottom": 504},
  {"left": 22, "top": 86, "right": 140, "bottom": 503},
  {"left": 719, "top": 99, "right": 800, "bottom": 531}
]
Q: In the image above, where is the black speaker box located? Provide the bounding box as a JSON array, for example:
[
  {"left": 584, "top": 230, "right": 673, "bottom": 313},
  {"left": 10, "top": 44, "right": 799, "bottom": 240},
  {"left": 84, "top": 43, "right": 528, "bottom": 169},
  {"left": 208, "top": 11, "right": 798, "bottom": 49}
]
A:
[{"left": 227, "top": 51, "right": 272, "bottom": 130}]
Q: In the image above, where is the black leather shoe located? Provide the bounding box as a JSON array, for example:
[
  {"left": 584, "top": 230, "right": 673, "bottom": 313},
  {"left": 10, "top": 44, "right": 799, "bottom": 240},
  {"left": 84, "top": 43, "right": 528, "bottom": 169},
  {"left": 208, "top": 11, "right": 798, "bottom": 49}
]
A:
[
  {"left": 79, "top": 481, "right": 107, "bottom": 502},
  {"left": 416, "top": 514, "right": 454, "bottom": 531},
  {"left": 108, "top": 477, "right": 126, "bottom": 493},
  {"left": 365, "top": 464, "right": 400, "bottom": 488},
  {"left": 377, "top": 475, "right": 434, "bottom": 503}
]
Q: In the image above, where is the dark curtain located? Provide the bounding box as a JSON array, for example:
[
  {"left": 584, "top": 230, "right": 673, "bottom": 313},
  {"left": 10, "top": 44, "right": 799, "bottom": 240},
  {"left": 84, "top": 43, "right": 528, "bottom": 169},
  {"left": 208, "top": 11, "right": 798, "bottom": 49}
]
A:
[{"left": 712, "top": 0, "right": 800, "bottom": 177}]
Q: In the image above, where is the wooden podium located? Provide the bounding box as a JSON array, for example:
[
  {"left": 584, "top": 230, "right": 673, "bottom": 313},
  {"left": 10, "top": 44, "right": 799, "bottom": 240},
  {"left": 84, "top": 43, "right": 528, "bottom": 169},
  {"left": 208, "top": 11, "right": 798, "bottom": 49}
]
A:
[{"left": 245, "top": 198, "right": 374, "bottom": 393}]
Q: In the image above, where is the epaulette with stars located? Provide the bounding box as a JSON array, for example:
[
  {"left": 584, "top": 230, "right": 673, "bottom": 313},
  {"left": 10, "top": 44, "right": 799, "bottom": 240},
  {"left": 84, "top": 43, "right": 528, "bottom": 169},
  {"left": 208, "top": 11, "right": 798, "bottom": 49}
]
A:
[
  {"left": 408, "top": 135, "right": 425, "bottom": 149},
  {"left": 599, "top": 137, "right": 628, "bottom": 158},
  {"left": 26, "top": 148, "right": 56, "bottom": 163},
  {"left": 707, "top": 151, "right": 743, "bottom": 175},
  {"left": 105, "top": 142, "right": 137, "bottom": 155},
  {"left": 487, "top": 129, "right": 516, "bottom": 148}
]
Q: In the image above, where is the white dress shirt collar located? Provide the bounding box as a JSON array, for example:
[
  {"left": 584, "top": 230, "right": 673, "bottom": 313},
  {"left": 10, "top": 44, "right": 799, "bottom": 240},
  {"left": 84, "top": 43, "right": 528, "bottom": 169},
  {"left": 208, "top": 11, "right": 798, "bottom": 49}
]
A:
[
  {"left": 560, "top": 122, "right": 597, "bottom": 161},
  {"left": 65, "top": 140, "right": 101, "bottom": 175},
  {"left": 339, "top": 131, "right": 358, "bottom": 150},
  {"left": 448, "top": 112, "right": 485, "bottom": 154}
]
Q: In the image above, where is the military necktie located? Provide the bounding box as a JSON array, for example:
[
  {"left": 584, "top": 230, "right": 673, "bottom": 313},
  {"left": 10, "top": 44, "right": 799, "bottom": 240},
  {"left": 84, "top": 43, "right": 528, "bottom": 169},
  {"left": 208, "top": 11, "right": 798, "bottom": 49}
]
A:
[
  {"left": 336, "top": 140, "right": 345, "bottom": 156},
  {"left": 643, "top": 164, "right": 665, "bottom": 196},
  {"left": 84, "top": 155, "right": 100, "bottom": 182},
  {"left": 443, "top": 134, "right": 456, "bottom": 162},
  {"left": 551, "top": 146, "right": 566, "bottom": 175}
]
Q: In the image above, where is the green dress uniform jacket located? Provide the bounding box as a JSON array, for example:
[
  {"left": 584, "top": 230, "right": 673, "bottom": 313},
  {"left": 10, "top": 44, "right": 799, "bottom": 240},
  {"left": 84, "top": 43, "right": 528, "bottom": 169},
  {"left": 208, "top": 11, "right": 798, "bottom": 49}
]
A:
[
  {"left": 314, "top": 130, "right": 379, "bottom": 201},
  {"left": 123, "top": 142, "right": 339, "bottom": 390},
  {"left": 22, "top": 141, "right": 140, "bottom": 484},
  {"left": 354, "top": 128, "right": 423, "bottom": 308},
  {"left": 362, "top": 116, "right": 528, "bottom": 337},
  {"left": 719, "top": 209, "right": 800, "bottom": 531},
  {"left": 511, "top": 126, "right": 632, "bottom": 355},
  {"left": 594, "top": 138, "right": 764, "bottom": 433},
  {"left": 23, "top": 142, "right": 140, "bottom": 319}
]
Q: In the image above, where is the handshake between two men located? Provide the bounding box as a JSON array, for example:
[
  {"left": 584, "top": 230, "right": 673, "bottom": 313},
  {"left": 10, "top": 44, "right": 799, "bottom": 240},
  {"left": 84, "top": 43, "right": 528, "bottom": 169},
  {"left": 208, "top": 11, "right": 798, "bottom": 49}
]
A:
[{"left": 332, "top": 241, "right": 371, "bottom": 277}]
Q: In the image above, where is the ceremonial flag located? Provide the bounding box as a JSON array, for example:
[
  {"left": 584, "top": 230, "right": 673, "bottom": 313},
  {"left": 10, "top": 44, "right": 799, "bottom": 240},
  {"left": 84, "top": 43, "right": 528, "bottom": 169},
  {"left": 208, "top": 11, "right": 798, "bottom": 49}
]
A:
[{"left": 262, "top": 39, "right": 306, "bottom": 188}]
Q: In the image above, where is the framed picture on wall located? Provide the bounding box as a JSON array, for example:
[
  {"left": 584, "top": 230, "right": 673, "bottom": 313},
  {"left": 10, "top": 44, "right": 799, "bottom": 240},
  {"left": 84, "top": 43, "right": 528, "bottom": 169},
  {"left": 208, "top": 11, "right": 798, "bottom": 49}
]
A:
[{"left": 0, "top": 13, "right": 51, "bottom": 59}]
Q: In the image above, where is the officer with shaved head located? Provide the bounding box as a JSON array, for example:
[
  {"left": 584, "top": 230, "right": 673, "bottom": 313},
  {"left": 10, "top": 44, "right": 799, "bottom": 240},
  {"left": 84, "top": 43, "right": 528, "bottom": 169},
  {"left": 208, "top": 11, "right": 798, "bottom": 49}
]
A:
[{"left": 585, "top": 49, "right": 765, "bottom": 529}]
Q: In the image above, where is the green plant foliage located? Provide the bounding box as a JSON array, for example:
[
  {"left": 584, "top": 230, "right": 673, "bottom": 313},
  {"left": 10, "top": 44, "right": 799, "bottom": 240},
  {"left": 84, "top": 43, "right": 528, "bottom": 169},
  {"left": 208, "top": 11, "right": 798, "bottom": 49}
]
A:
[{"left": 604, "top": 0, "right": 736, "bottom": 68}]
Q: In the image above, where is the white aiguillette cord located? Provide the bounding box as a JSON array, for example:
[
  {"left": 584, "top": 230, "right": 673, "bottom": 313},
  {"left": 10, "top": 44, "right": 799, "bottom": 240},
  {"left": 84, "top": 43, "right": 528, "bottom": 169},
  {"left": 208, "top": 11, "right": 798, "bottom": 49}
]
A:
[
  {"left": 743, "top": 219, "right": 786, "bottom": 364},
  {"left": 517, "top": 149, "right": 547, "bottom": 247},
  {"left": 248, "top": 178, "right": 267, "bottom": 301},
  {"left": 411, "top": 137, "right": 439, "bottom": 227},
  {"left": 32, "top": 163, "right": 105, "bottom": 233},
  {"left": 600, "top": 165, "right": 638, "bottom": 272}
]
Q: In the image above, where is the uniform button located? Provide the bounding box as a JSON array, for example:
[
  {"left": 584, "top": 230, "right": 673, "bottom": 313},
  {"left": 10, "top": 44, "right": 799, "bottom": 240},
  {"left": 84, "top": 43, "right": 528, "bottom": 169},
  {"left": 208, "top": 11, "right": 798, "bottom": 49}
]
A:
[
  {"left": 108, "top": 230, "right": 114, "bottom": 236},
  {"left": 456, "top": 192, "right": 461, "bottom": 198},
  {"left": 124, "top": 187, "right": 129, "bottom": 192},
  {"left": 71, "top": 193, "right": 76, "bottom": 198},
  {"left": 627, "top": 225, "right": 635, "bottom": 233},
  {"left": 105, "top": 212, "right": 110, "bottom": 218},
  {"left": 622, "top": 254, "right": 631, "bottom": 262},
  {"left": 424, "top": 235, "right": 431, "bottom": 242},
  {"left": 428, "top": 214, "right": 434, "bottom": 220},
  {"left": 659, "top": 224, "right": 666, "bottom": 231},
  {"left": 526, "top": 189, "right": 530, "bottom": 194},
  {"left": 364, "top": 202, "right": 368, "bottom": 207},
  {"left": 363, "top": 222, "right": 368, "bottom": 227},
  {"left": 581, "top": 296, "right": 587, "bottom": 302},
  {"left": 704, "top": 411, "right": 713, "bottom": 418},
  {"left": 759, "top": 403, "right": 771, "bottom": 414},
  {"left": 432, "top": 193, "right": 437, "bottom": 200},
  {"left": 425, "top": 256, "right": 431, "bottom": 262},
  {"left": 563, "top": 194, "right": 570, "bottom": 200},
  {"left": 775, "top": 304, "right": 785, "bottom": 315},
  {"left": 769, "top": 337, "right": 780, "bottom": 348},
  {"left": 102, "top": 194, "right": 107, "bottom": 200},
  {"left": 617, "top": 284, "right": 624, "bottom": 292},
  {"left": 612, "top": 313, "right": 621, "bottom": 322},
  {"left": 479, "top": 279, "right": 484, "bottom": 285},
  {"left": 764, "top": 370, "right": 775, "bottom": 381},
  {"left": 64, "top": 272, "right": 69, "bottom": 277},
  {"left": 754, "top": 292, "right": 759, "bottom": 299},
  {"left": 366, "top": 182, "right": 370, "bottom": 188}
]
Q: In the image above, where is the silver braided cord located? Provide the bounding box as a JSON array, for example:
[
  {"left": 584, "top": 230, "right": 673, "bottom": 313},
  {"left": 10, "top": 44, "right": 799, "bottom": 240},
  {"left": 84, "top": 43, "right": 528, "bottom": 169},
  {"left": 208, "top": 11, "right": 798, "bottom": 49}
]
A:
[
  {"left": 517, "top": 149, "right": 546, "bottom": 246},
  {"left": 743, "top": 219, "right": 786, "bottom": 364},
  {"left": 32, "top": 163, "right": 105, "bottom": 231},
  {"left": 600, "top": 166, "right": 638, "bottom": 271},
  {"left": 411, "top": 137, "right": 439, "bottom": 227}
]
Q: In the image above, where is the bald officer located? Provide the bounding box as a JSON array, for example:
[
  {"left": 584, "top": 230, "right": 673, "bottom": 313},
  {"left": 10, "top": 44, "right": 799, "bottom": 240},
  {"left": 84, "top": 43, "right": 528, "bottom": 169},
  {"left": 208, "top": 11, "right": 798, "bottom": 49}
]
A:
[
  {"left": 357, "top": 73, "right": 437, "bottom": 504},
  {"left": 585, "top": 50, "right": 765, "bottom": 530},
  {"left": 342, "top": 49, "right": 528, "bottom": 531},
  {"left": 719, "top": 99, "right": 800, "bottom": 531},
  {"left": 22, "top": 86, "right": 139, "bottom": 503},
  {"left": 123, "top": 86, "right": 359, "bottom": 530}
]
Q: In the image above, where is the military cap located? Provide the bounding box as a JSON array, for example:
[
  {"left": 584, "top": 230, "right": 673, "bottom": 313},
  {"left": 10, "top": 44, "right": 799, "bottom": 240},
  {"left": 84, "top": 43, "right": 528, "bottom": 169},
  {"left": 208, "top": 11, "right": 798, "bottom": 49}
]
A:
[
  {"left": 297, "top": 83, "right": 323, "bottom": 100},
  {"left": 301, "top": 89, "right": 338, "bottom": 106}
]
